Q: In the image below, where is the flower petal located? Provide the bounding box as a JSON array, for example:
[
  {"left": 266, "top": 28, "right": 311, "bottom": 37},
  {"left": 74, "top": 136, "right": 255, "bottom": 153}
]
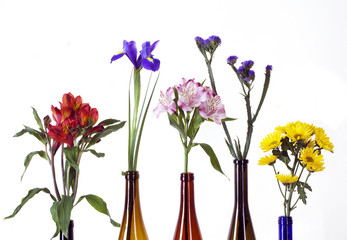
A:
[
  {"left": 123, "top": 40, "right": 138, "bottom": 67},
  {"left": 110, "top": 52, "right": 125, "bottom": 63},
  {"left": 142, "top": 57, "right": 160, "bottom": 72}
]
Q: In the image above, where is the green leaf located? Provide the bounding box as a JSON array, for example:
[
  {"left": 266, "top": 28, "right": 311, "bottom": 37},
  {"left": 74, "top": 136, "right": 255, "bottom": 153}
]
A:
[
  {"left": 50, "top": 195, "right": 74, "bottom": 238},
  {"left": 168, "top": 113, "right": 185, "bottom": 137},
  {"left": 32, "top": 107, "right": 44, "bottom": 131},
  {"left": 187, "top": 109, "right": 204, "bottom": 139},
  {"left": 98, "top": 118, "right": 121, "bottom": 126},
  {"left": 75, "top": 194, "right": 120, "bottom": 227},
  {"left": 297, "top": 183, "right": 308, "bottom": 205},
  {"left": 21, "top": 150, "right": 48, "bottom": 181},
  {"left": 197, "top": 143, "right": 228, "bottom": 178},
  {"left": 84, "top": 149, "right": 105, "bottom": 158},
  {"left": 5, "top": 187, "right": 56, "bottom": 219},
  {"left": 64, "top": 147, "right": 79, "bottom": 173},
  {"left": 14, "top": 126, "right": 47, "bottom": 144},
  {"left": 86, "top": 121, "right": 126, "bottom": 149},
  {"left": 50, "top": 201, "right": 60, "bottom": 239},
  {"left": 222, "top": 117, "right": 237, "bottom": 122}
]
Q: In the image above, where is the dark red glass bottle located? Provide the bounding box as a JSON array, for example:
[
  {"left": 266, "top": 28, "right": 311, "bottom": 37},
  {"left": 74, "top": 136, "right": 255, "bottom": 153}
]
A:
[
  {"left": 173, "top": 172, "right": 202, "bottom": 240},
  {"left": 228, "top": 160, "right": 256, "bottom": 240}
]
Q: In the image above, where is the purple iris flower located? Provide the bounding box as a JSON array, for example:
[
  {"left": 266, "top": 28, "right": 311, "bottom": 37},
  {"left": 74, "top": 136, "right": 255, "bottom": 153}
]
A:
[{"left": 111, "top": 40, "right": 160, "bottom": 72}]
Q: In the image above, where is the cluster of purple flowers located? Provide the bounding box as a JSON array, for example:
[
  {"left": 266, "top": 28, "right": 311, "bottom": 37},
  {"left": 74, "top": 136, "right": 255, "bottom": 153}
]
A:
[
  {"left": 195, "top": 35, "right": 222, "bottom": 54},
  {"left": 237, "top": 60, "right": 255, "bottom": 83}
]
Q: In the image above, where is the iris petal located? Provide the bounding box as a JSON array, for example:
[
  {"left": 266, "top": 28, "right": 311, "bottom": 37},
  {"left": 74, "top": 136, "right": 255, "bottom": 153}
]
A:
[
  {"left": 150, "top": 40, "right": 159, "bottom": 52},
  {"left": 142, "top": 58, "right": 160, "bottom": 72},
  {"left": 123, "top": 40, "right": 138, "bottom": 67},
  {"left": 110, "top": 52, "right": 125, "bottom": 63}
]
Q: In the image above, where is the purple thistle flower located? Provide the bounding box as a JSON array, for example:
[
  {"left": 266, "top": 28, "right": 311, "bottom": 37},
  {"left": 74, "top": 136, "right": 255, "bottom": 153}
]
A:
[
  {"left": 204, "top": 35, "right": 221, "bottom": 46},
  {"left": 266, "top": 65, "right": 273, "bottom": 74},
  {"left": 195, "top": 36, "right": 204, "bottom": 45},
  {"left": 266, "top": 65, "right": 273, "bottom": 71},
  {"left": 227, "top": 55, "right": 238, "bottom": 65}
]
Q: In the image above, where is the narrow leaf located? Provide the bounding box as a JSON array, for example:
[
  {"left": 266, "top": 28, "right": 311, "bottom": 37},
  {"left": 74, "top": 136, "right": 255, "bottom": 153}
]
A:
[
  {"left": 32, "top": 107, "right": 44, "bottom": 131},
  {"left": 75, "top": 194, "right": 120, "bottom": 227},
  {"left": 14, "top": 126, "right": 47, "bottom": 144},
  {"left": 197, "top": 143, "right": 228, "bottom": 179},
  {"left": 5, "top": 188, "right": 56, "bottom": 219},
  {"left": 64, "top": 147, "right": 79, "bottom": 173},
  {"left": 21, "top": 150, "right": 48, "bottom": 181},
  {"left": 98, "top": 118, "right": 121, "bottom": 126},
  {"left": 86, "top": 121, "right": 126, "bottom": 149},
  {"left": 222, "top": 117, "right": 237, "bottom": 122},
  {"left": 50, "top": 201, "right": 60, "bottom": 239},
  {"left": 56, "top": 195, "right": 74, "bottom": 237},
  {"left": 84, "top": 149, "right": 105, "bottom": 158},
  {"left": 168, "top": 113, "right": 185, "bottom": 137}
]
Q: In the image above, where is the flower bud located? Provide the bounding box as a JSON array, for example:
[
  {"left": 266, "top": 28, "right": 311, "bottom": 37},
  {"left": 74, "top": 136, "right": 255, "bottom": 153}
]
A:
[
  {"left": 227, "top": 55, "right": 238, "bottom": 65},
  {"left": 43, "top": 115, "right": 52, "bottom": 128}
]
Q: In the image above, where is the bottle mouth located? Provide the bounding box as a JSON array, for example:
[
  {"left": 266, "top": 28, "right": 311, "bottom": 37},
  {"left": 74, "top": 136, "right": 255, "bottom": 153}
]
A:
[
  {"left": 125, "top": 171, "right": 139, "bottom": 180},
  {"left": 278, "top": 216, "right": 293, "bottom": 224},
  {"left": 233, "top": 159, "right": 249, "bottom": 164},
  {"left": 180, "top": 172, "right": 194, "bottom": 181}
]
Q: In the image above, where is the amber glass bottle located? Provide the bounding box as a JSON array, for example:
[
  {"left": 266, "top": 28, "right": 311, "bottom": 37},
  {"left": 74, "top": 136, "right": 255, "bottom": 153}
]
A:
[
  {"left": 173, "top": 172, "right": 202, "bottom": 240},
  {"left": 118, "top": 171, "right": 148, "bottom": 240},
  {"left": 227, "top": 160, "right": 256, "bottom": 240},
  {"left": 59, "top": 220, "right": 74, "bottom": 240}
]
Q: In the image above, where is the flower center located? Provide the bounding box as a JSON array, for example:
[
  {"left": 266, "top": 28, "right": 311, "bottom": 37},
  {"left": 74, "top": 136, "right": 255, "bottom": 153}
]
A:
[{"left": 306, "top": 156, "right": 314, "bottom": 162}]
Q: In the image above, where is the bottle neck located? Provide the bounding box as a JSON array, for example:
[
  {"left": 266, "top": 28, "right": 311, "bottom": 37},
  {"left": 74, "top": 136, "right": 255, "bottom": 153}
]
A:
[
  {"left": 233, "top": 160, "right": 249, "bottom": 206},
  {"left": 278, "top": 216, "right": 293, "bottom": 240},
  {"left": 180, "top": 172, "right": 195, "bottom": 210}
]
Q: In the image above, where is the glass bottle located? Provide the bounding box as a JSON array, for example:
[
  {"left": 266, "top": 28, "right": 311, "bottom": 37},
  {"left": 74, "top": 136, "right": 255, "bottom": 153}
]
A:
[
  {"left": 228, "top": 160, "right": 256, "bottom": 240},
  {"left": 278, "top": 216, "right": 292, "bottom": 240},
  {"left": 59, "top": 220, "right": 74, "bottom": 240},
  {"left": 173, "top": 172, "right": 202, "bottom": 240},
  {"left": 118, "top": 171, "right": 148, "bottom": 240}
]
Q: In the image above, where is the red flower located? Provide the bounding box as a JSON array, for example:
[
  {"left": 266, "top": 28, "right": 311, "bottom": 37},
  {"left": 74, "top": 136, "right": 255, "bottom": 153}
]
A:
[{"left": 47, "top": 121, "right": 74, "bottom": 147}]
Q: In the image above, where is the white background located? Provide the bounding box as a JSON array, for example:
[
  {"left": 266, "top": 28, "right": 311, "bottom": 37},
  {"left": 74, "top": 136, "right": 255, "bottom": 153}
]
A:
[{"left": 0, "top": 0, "right": 346, "bottom": 239}]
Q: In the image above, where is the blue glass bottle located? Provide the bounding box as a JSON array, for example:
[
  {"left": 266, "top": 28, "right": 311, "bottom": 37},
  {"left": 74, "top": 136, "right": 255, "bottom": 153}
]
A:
[{"left": 279, "top": 216, "right": 292, "bottom": 240}]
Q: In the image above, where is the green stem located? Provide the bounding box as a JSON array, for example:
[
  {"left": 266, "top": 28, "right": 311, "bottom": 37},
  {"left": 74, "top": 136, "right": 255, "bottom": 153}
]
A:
[
  {"left": 291, "top": 172, "right": 311, "bottom": 210},
  {"left": 45, "top": 132, "right": 61, "bottom": 202},
  {"left": 72, "top": 140, "right": 86, "bottom": 201},
  {"left": 61, "top": 144, "right": 66, "bottom": 196},
  {"left": 205, "top": 57, "right": 236, "bottom": 159},
  {"left": 243, "top": 88, "right": 253, "bottom": 159},
  {"left": 273, "top": 165, "right": 285, "bottom": 198}
]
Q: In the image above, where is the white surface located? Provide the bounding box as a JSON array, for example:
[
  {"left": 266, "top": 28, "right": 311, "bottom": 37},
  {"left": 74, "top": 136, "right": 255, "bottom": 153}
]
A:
[{"left": 0, "top": 0, "right": 346, "bottom": 239}]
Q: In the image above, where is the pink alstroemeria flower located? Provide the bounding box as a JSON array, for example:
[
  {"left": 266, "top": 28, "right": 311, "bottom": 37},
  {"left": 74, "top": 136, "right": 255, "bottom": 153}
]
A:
[
  {"left": 176, "top": 78, "right": 207, "bottom": 112},
  {"left": 199, "top": 95, "right": 227, "bottom": 125},
  {"left": 153, "top": 87, "right": 176, "bottom": 118}
]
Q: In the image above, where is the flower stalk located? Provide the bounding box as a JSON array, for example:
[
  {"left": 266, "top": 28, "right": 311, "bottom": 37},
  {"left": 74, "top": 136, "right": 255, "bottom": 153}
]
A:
[{"left": 195, "top": 35, "right": 272, "bottom": 161}]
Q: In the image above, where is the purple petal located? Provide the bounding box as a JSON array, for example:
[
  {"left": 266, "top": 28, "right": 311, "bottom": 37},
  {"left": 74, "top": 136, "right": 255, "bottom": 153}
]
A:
[
  {"left": 150, "top": 40, "right": 159, "bottom": 52},
  {"left": 142, "top": 57, "right": 160, "bottom": 72},
  {"left": 110, "top": 52, "right": 125, "bottom": 63},
  {"left": 123, "top": 40, "right": 138, "bottom": 67}
]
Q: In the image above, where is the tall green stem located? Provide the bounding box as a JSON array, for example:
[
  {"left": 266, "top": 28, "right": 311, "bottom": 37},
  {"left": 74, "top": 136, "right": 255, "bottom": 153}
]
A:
[{"left": 205, "top": 58, "right": 236, "bottom": 159}]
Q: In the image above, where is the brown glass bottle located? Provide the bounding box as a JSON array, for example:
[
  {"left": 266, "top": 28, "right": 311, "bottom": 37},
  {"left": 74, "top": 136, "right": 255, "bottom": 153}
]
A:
[
  {"left": 59, "top": 220, "right": 74, "bottom": 240},
  {"left": 227, "top": 160, "right": 256, "bottom": 240},
  {"left": 118, "top": 171, "right": 148, "bottom": 240},
  {"left": 173, "top": 172, "right": 202, "bottom": 240}
]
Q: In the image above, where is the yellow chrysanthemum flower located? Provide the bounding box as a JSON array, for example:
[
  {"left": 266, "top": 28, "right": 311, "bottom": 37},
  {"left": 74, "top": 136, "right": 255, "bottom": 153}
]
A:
[
  {"left": 258, "top": 154, "right": 277, "bottom": 165},
  {"left": 260, "top": 131, "right": 282, "bottom": 152},
  {"left": 276, "top": 174, "right": 299, "bottom": 185},
  {"left": 285, "top": 121, "right": 314, "bottom": 142},
  {"left": 315, "top": 127, "right": 334, "bottom": 152},
  {"left": 299, "top": 147, "right": 325, "bottom": 172}
]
